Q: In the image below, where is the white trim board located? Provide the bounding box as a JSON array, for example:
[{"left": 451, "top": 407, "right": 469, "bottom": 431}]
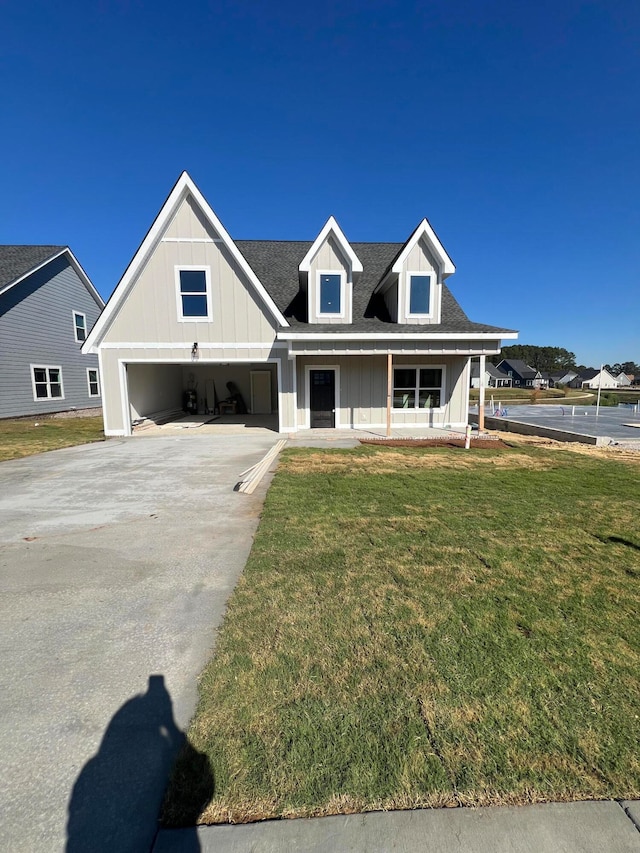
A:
[
  {"left": 82, "top": 171, "right": 289, "bottom": 354},
  {"left": 280, "top": 331, "right": 518, "bottom": 340},
  {"left": 99, "top": 341, "right": 287, "bottom": 350}
]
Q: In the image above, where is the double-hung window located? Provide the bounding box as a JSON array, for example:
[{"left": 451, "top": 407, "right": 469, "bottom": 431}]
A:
[
  {"left": 31, "top": 365, "right": 64, "bottom": 400},
  {"left": 317, "top": 272, "right": 343, "bottom": 317},
  {"left": 393, "top": 367, "right": 443, "bottom": 409},
  {"left": 407, "top": 273, "right": 433, "bottom": 317},
  {"left": 87, "top": 368, "right": 100, "bottom": 397},
  {"left": 73, "top": 311, "right": 87, "bottom": 342},
  {"left": 176, "top": 267, "right": 212, "bottom": 321}
]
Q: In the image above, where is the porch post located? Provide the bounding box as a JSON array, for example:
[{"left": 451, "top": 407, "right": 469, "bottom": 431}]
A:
[
  {"left": 386, "top": 353, "right": 392, "bottom": 437},
  {"left": 478, "top": 355, "right": 486, "bottom": 431}
]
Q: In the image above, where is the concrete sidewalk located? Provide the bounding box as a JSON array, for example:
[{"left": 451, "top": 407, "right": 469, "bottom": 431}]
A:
[{"left": 155, "top": 800, "right": 640, "bottom": 852}]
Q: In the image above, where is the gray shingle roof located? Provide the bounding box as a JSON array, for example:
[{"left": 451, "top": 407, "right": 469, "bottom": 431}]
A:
[
  {"left": 498, "top": 358, "right": 538, "bottom": 378},
  {"left": 236, "top": 240, "right": 513, "bottom": 335},
  {"left": 0, "top": 245, "right": 66, "bottom": 291}
]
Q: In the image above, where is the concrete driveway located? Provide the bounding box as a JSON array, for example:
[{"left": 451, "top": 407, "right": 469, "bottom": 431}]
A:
[{"left": 0, "top": 433, "right": 279, "bottom": 852}]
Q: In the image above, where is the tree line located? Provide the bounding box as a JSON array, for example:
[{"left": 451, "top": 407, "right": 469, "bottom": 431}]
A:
[{"left": 489, "top": 345, "right": 638, "bottom": 376}]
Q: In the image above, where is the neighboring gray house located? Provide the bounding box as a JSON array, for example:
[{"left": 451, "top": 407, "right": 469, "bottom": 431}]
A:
[
  {"left": 83, "top": 172, "right": 517, "bottom": 436},
  {"left": 496, "top": 358, "right": 542, "bottom": 389},
  {"left": 0, "top": 246, "right": 104, "bottom": 418}
]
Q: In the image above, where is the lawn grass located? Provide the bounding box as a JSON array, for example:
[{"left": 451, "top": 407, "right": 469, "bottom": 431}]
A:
[
  {"left": 164, "top": 442, "right": 640, "bottom": 825},
  {"left": 0, "top": 415, "right": 105, "bottom": 462}
]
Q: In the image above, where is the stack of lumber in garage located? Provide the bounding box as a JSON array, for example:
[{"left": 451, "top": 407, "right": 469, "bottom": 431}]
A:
[{"left": 237, "top": 440, "right": 287, "bottom": 494}]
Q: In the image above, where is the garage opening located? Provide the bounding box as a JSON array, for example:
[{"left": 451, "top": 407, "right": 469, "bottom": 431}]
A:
[{"left": 126, "top": 362, "right": 279, "bottom": 432}]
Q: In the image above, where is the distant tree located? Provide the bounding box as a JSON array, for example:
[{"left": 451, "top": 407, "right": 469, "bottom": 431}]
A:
[
  {"left": 605, "top": 361, "right": 640, "bottom": 376},
  {"left": 491, "top": 345, "right": 576, "bottom": 372}
]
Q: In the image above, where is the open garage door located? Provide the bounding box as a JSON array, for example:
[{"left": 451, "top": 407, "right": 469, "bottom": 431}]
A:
[{"left": 126, "top": 361, "right": 279, "bottom": 432}]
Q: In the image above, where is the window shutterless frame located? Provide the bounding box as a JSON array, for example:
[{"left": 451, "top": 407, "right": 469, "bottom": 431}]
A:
[
  {"left": 73, "top": 310, "right": 87, "bottom": 342},
  {"left": 30, "top": 364, "right": 65, "bottom": 401},
  {"left": 87, "top": 367, "right": 100, "bottom": 397},
  {"left": 404, "top": 273, "right": 434, "bottom": 319},
  {"left": 174, "top": 266, "right": 213, "bottom": 321},
  {"left": 315, "top": 270, "right": 346, "bottom": 319},
  {"left": 392, "top": 364, "right": 445, "bottom": 410}
]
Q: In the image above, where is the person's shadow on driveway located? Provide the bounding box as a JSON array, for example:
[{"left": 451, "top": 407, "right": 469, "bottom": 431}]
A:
[{"left": 66, "top": 674, "right": 213, "bottom": 852}]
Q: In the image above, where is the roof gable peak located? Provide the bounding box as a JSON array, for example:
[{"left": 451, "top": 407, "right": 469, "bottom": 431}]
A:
[
  {"left": 391, "top": 218, "right": 455, "bottom": 277},
  {"left": 299, "top": 216, "right": 363, "bottom": 274}
]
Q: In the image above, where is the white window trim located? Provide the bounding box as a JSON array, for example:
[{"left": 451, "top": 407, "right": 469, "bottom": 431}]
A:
[
  {"left": 404, "top": 272, "right": 435, "bottom": 319},
  {"left": 73, "top": 310, "right": 87, "bottom": 343},
  {"left": 303, "top": 364, "right": 341, "bottom": 428},
  {"left": 86, "top": 367, "right": 101, "bottom": 398},
  {"left": 174, "top": 265, "right": 213, "bottom": 322},
  {"left": 30, "top": 364, "right": 65, "bottom": 402},
  {"left": 391, "top": 363, "right": 446, "bottom": 411},
  {"left": 315, "top": 270, "right": 346, "bottom": 320}
]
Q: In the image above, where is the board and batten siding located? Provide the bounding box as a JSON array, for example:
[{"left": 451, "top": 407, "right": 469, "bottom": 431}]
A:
[
  {"left": 101, "top": 198, "right": 278, "bottom": 347},
  {"left": 307, "top": 234, "right": 353, "bottom": 325},
  {"left": 0, "top": 256, "right": 102, "bottom": 418},
  {"left": 295, "top": 354, "right": 469, "bottom": 429}
]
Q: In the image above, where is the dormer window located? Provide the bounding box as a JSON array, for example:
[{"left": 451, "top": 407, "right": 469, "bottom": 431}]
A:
[
  {"left": 407, "top": 274, "right": 434, "bottom": 318},
  {"left": 317, "top": 272, "right": 344, "bottom": 317}
]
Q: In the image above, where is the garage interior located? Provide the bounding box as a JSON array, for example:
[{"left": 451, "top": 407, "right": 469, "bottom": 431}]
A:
[{"left": 126, "top": 362, "right": 278, "bottom": 431}]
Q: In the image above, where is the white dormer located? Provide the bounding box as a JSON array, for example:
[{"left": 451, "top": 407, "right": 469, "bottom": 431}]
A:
[
  {"left": 376, "top": 219, "right": 455, "bottom": 326},
  {"left": 299, "top": 216, "right": 362, "bottom": 324}
]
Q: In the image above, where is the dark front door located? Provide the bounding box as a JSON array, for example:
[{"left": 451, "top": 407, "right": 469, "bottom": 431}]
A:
[{"left": 310, "top": 370, "right": 335, "bottom": 428}]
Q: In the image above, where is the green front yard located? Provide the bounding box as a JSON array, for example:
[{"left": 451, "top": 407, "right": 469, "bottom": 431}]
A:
[
  {"left": 164, "top": 442, "right": 640, "bottom": 826},
  {"left": 0, "top": 415, "right": 105, "bottom": 462}
]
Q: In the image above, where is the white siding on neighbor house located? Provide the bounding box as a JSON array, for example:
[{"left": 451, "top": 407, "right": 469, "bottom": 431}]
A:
[
  {"left": 397, "top": 236, "right": 442, "bottom": 325},
  {"left": 101, "top": 198, "right": 278, "bottom": 348},
  {"left": 307, "top": 234, "right": 353, "bottom": 324},
  {"left": 0, "top": 256, "right": 102, "bottom": 418},
  {"left": 295, "top": 354, "right": 469, "bottom": 428}
]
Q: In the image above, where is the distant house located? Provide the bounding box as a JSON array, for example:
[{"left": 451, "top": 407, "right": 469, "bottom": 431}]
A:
[
  {"left": 470, "top": 362, "right": 512, "bottom": 388},
  {"left": 549, "top": 369, "right": 579, "bottom": 387},
  {"left": 569, "top": 368, "right": 620, "bottom": 390},
  {"left": 0, "top": 246, "right": 104, "bottom": 419},
  {"left": 616, "top": 372, "right": 632, "bottom": 387},
  {"left": 580, "top": 368, "right": 620, "bottom": 390},
  {"left": 496, "top": 358, "right": 542, "bottom": 389}
]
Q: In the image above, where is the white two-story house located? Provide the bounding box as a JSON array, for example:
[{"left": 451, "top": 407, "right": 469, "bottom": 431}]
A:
[{"left": 83, "top": 172, "right": 517, "bottom": 435}]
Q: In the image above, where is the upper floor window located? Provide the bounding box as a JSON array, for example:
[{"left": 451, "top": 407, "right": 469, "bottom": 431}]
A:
[
  {"left": 31, "top": 365, "right": 64, "bottom": 400},
  {"left": 407, "top": 274, "right": 433, "bottom": 317},
  {"left": 175, "top": 267, "right": 212, "bottom": 321},
  {"left": 73, "top": 311, "right": 87, "bottom": 342},
  {"left": 317, "top": 272, "right": 344, "bottom": 317}
]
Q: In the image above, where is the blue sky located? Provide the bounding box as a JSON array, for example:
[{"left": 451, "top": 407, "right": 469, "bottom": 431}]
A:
[{"left": 2, "top": 0, "right": 638, "bottom": 367}]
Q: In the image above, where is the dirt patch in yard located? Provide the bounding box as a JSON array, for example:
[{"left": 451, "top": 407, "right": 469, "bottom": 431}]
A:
[{"left": 360, "top": 438, "right": 509, "bottom": 449}]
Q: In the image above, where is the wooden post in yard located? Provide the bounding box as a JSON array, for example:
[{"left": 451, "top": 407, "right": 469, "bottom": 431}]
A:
[
  {"left": 478, "top": 355, "right": 486, "bottom": 431},
  {"left": 386, "top": 353, "right": 392, "bottom": 437}
]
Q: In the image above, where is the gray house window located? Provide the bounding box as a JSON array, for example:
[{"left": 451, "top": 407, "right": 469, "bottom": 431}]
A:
[
  {"left": 393, "top": 366, "right": 443, "bottom": 409},
  {"left": 31, "top": 365, "right": 64, "bottom": 400},
  {"left": 73, "top": 311, "right": 87, "bottom": 342},
  {"left": 87, "top": 368, "right": 100, "bottom": 397}
]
